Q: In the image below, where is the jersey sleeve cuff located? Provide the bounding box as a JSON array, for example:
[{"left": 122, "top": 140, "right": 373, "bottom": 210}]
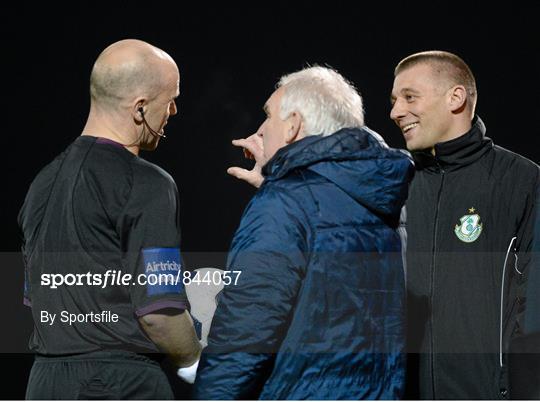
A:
[{"left": 135, "top": 300, "right": 188, "bottom": 317}]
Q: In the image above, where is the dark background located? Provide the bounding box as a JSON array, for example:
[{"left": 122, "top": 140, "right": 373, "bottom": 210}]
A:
[{"left": 1, "top": 1, "right": 539, "bottom": 398}]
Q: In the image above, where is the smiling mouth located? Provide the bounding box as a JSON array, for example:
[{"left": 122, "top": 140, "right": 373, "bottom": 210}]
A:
[{"left": 402, "top": 122, "right": 419, "bottom": 133}]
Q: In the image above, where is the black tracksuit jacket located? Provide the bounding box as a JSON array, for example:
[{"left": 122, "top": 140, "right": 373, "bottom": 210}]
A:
[{"left": 405, "top": 116, "right": 539, "bottom": 399}]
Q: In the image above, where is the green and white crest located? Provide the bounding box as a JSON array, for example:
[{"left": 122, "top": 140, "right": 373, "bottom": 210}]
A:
[{"left": 454, "top": 208, "right": 483, "bottom": 243}]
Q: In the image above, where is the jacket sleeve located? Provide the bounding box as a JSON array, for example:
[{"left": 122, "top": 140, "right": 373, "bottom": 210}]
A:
[
  {"left": 509, "top": 166, "right": 540, "bottom": 399},
  {"left": 193, "top": 186, "right": 308, "bottom": 400}
]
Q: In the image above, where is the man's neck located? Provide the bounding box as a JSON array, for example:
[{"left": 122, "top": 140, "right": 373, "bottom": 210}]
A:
[
  {"left": 81, "top": 115, "right": 140, "bottom": 155},
  {"left": 431, "top": 118, "right": 473, "bottom": 156}
]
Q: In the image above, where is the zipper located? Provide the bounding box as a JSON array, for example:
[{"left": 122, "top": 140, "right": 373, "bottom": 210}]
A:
[
  {"left": 499, "top": 236, "right": 517, "bottom": 367},
  {"left": 430, "top": 163, "right": 445, "bottom": 398}
]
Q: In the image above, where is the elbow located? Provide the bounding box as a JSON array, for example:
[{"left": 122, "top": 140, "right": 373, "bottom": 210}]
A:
[
  {"left": 180, "top": 343, "right": 203, "bottom": 367},
  {"left": 139, "top": 313, "right": 166, "bottom": 329},
  {"left": 138, "top": 311, "right": 202, "bottom": 366}
]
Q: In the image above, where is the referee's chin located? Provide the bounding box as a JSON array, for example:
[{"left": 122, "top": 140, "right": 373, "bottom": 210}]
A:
[{"left": 140, "top": 137, "right": 161, "bottom": 151}]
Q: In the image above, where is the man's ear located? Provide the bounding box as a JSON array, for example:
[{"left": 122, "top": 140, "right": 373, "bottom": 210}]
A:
[
  {"left": 285, "top": 112, "right": 304, "bottom": 143},
  {"left": 448, "top": 85, "right": 467, "bottom": 113},
  {"left": 132, "top": 98, "right": 146, "bottom": 122}
]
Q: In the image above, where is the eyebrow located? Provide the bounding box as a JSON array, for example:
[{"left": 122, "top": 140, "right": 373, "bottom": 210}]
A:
[
  {"left": 390, "top": 87, "right": 421, "bottom": 103},
  {"left": 400, "top": 87, "right": 421, "bottom": 95}
]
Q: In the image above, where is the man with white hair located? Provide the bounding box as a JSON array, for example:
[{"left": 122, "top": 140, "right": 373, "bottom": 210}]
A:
[{"left": 193, "top": 66, "right": 414, "bottom": 399}]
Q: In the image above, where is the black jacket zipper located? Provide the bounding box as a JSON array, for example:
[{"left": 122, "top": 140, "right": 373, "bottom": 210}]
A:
[{"left": 430, "top": 163, "right": 445, "bottom": 398}]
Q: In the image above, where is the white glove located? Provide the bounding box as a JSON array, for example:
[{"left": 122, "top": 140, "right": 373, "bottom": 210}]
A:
[{"left": 176, "top": 359, "right": 200, "bottom": 384}]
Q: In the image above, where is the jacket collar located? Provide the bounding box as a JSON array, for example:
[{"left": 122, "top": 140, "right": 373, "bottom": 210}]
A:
[
  {"left": 262, "top": 127, "right": 393, "bottom": 180},
  {"left": 260, "top": 127, "right": 414, "bottom": 219},
  {"left": 413, "top": 116, "right": 493, "bottom": 171}
]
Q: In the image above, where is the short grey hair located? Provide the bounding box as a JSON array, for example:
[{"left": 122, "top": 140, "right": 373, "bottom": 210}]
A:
[
  {"left": 89, "top": 42, "right": 172, "bottom": 109},
  {"left": 277, "top": 66, "right": 364, "bottom": 136},
  {"left": 90, "top": 60, "right": 163, "bottom": 108}
]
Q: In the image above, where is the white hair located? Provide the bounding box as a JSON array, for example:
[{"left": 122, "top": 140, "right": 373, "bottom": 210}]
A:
[{"left": 277, "top": 66, "right": 364, "bottom": 136}]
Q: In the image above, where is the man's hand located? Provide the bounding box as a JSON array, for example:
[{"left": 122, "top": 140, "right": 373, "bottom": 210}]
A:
[{"left": 227, "top": 134, "right": 265, "bottom": 188}]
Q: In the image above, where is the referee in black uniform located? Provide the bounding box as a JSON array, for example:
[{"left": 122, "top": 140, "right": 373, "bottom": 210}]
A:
[{"left": 18, "top": 39, "right": 201, "bottom": 399}]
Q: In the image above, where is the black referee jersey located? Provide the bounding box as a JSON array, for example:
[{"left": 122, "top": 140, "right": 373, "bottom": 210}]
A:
[{"left": 19, "top": 135, "right": 189, "bottom": 355}]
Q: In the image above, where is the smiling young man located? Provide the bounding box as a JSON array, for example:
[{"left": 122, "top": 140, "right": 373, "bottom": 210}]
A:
[{"left": 390, "top": 51, "right": 540, "bottom": 399}]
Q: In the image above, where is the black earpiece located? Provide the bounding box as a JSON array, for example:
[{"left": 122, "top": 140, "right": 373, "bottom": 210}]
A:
[{"left": 137, "top": 105, "right": 166, "bottom": 139}]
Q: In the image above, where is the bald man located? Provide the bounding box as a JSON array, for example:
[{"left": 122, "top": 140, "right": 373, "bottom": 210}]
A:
[{"left": 19, "top": 39, "right": 201, "bottom": 399}]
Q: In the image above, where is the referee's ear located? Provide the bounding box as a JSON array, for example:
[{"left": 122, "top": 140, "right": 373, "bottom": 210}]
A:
[{"left": 132, "top": 98, "right": 146, "bottom": 122}]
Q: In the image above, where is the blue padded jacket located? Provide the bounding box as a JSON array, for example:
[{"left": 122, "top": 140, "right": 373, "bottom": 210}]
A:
[{"left": 194, "top": 127, "right": 414, "bottom": 399}]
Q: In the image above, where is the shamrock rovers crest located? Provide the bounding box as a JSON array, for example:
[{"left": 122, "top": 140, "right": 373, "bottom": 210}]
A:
[{"left": 454, "top": 207, "right": 483, "bottom": 243}]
